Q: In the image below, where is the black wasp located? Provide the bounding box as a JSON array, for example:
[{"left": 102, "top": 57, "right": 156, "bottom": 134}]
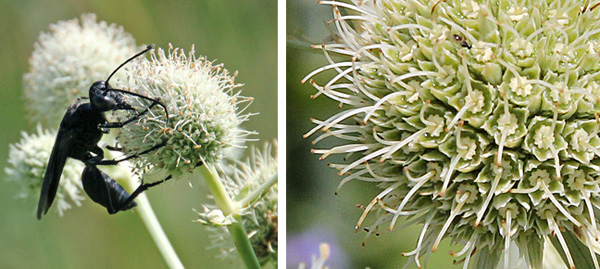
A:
[{"left": 37, "top": 44, "right": 170, "bottom": 219}]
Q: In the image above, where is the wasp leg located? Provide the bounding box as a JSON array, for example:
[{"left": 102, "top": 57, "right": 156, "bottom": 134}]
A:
[
  {"left": 105, "top": 145, "right": 123, "bottom": 152},
  {"left": 99, "top": 101, "right": 160, "bottom": 129},
  {"left": 111, "top": 175, "right": 173, "bottom": 213},
  {"left": 93, "top": 140, "right": 167, "bottom": 166}
]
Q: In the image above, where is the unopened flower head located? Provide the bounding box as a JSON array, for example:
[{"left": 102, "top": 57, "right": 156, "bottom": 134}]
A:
[
  {"left": 197, "top": 142, "right": 278, "bottom": 266},
  {"left": 23, "top": 13, "right": 137, "bottom": 126},
  {"left": 5, "top": 125, "right": 85, "bottom": 215},
  {"left": 115, "top": 45, "right": 253, "bottom": 177},
  {"left": 305, "top": 0, "right": 600, "bottom": 268}
]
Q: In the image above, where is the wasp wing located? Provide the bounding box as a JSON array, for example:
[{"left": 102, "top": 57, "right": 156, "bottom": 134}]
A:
[{"left": 36, "top": 127, "right": 74, "bottom": 219}]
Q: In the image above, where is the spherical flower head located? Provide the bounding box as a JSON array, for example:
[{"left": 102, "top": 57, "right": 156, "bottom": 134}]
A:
[
  {"left": 115, "top": 45, "right": 252, "bottom": 178},
  {"left": 196, "top": 142, "right": 278, "bottom": 266},
  {"left": 5, "top": 125, "right": 85, "bottom": 216},
  {"left": 23, "top": 13, "right": 137, "bottom": 127},
  {"left": 305, "top": 1, "right": 600, "bottom": 268}
]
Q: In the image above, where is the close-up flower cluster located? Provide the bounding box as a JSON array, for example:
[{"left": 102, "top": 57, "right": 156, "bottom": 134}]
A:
[
  {"left": 305, "top": 0, "right": 600, "bottom": 267},
  {"left": 114, "top": 45, "right": 253, "bottom": 178}
]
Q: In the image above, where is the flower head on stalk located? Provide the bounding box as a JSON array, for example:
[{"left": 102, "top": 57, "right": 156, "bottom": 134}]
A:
[
  {"left": 23, "top": 13, "right": 137, "bottom": 127},
  {"left": 196, "top": 142, "right": 278, "bottom": 266},
  {"left": 305, "top": 0, "right": 600, "bottom": 268},
  {"left": 114, "top": 44, "right": 254, "bottom": 179},
  {"left": 5, "top": 125, "right": 85, "bottom": 216}
]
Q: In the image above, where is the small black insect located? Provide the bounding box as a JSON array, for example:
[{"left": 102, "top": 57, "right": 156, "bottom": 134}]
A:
[
  {"left": 453, "top": 34, "right": 472, "bottom": 49},
  {"left": 37, "top": 44, "right": 170, "bottom": 219}
]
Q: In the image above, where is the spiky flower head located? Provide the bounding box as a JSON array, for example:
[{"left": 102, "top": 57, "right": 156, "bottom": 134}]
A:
[
  {"left": 23, "top": 13, "right": 137, "bottom": 127},
  {"left": 115, "top": 44, "right": 253, "bottom": 178},
  {"left": 5, "top": 125, "right": 85, "bottom": 216},
  {"left": 305, "top": 0, "right": 600, "bottom": 267},
  {"left": 196, "top": 142, "right": 278, "bottom": 266}
]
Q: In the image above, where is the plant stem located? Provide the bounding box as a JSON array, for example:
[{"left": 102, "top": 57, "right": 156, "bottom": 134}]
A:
[
  {"left": 199, "top": 164, "right": 261, "bottom": 269},
  {"left": 122, "top": 170, "right": 184, "bottom": 269},
  {"left": 237, "top": 173, "right": 278, "bottom": 208},
  {"left": 198, "top": 164, "right": 238, "bottom": 215},
  {"left": 228, "top": 215, "right": 261, "bottom": 269}
]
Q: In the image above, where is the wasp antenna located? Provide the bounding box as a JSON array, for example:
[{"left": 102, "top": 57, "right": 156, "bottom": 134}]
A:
[{"left": 105, "top": 44, "right": 155, "bottom": 85}]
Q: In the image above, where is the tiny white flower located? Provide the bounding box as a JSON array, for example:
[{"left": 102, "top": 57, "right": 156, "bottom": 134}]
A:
[
  {"left": 472, "top": 41, "right": 494, "bottom": 62},
  {"left": 509, "top": 76, "right": 533, "bottom": 97},
  {"left": 509, "top": 38, "right": 534, "bottom": 58},
  {"left": 506, "top": 6, "right": 529, "bottom": 21},
  {"left": 460, "top": 1, "right": 480, "bottom": 19}
]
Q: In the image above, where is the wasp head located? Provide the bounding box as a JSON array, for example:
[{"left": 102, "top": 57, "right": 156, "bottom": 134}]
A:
[{"left": 89, "top": 81, "right": 133, "bottom": 112}]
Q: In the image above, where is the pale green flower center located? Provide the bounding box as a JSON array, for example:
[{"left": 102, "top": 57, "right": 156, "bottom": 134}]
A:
[
  {"left": 509, "top": 38, "right": 534, "bottom": 58},
  {"left": 548, "top": 9, "right": 569, "bottom": 26},
  {"left": 570, "top": 129, "right": 588, "bottom": 151},
  {"left": 529, "top": 169, "right": 551, "bottom": 186},
  {"left": 588, "top": 40, "right": 600, "bottom": 54},
  {"left": 465, "top": 91, "right": 485, "bottom": 114},
  {"left": 553, "top": 43, "right": 575, "bottom": 63},
  {"left": 566, "top": 170, "right": 586, "bottom": 191},
  {"left": 429, "top": 25, "right": 449, "bottom": 42},
  {"left": 550, "top": 82, "right": 571, "bottom": 104},
  {"left": 585, "top": 82, "right": 600, "bottom": 102},
  {"left": 533, "top": 125, "right": 555, "bottom": 149},
  {"left": 506, "top": 6, "right": 529, "bottom": 21},
  {"left": 460, "top": 1, "right": 480, "bottom": 19},
  {"left": 426, "top": 115, "right": 445, "bottom": 137},
  {"left": 457, "top": 137, "right": 477, "bottom": 160},
  {"left": 497, "top": 112, "right": 518, "bottom": 135},
  {"left": 472, "top": 41, "right": 493, "bottom": 62},
  {"left": 510, "top": 76, "right": 533, "bottom": 97}
]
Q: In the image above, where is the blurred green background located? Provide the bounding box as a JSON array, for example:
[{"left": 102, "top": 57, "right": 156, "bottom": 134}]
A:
[
  {"left": 286, "top": 1, "right": 463, "bottom": 268},
  {"left": 0, "top": 0, "right": 276, "bottom": 268}
]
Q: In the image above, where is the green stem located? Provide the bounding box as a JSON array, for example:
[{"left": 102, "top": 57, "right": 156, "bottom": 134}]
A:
[
  {"left": 237, "top": 173, "right": 278, "bottom": 208},
  {"left": 199, "top": 164, "right": 261, "bottom": 269},
  {"left": 228, "top": 215, "right": 261, "bottom": 269},
  {"left": 121, "top": 168, "right": 184, "bottom": 269},
  {"left": 198, "top": 164, "right": 238, "bottom": 215}
]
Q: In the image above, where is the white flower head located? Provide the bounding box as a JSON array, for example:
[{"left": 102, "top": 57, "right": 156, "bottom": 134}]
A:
[
  {"left": 23, "top": 13, "right": 137, "bottom": 127},
  {"left": 115, "top": 44, "right": 253, "bottom": 178},
  {"left": 5, "top": 125, "right": 85, "bottom": 216},
  {"left": 305, "top": 1, "right": 600, "bottom": 268}
]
